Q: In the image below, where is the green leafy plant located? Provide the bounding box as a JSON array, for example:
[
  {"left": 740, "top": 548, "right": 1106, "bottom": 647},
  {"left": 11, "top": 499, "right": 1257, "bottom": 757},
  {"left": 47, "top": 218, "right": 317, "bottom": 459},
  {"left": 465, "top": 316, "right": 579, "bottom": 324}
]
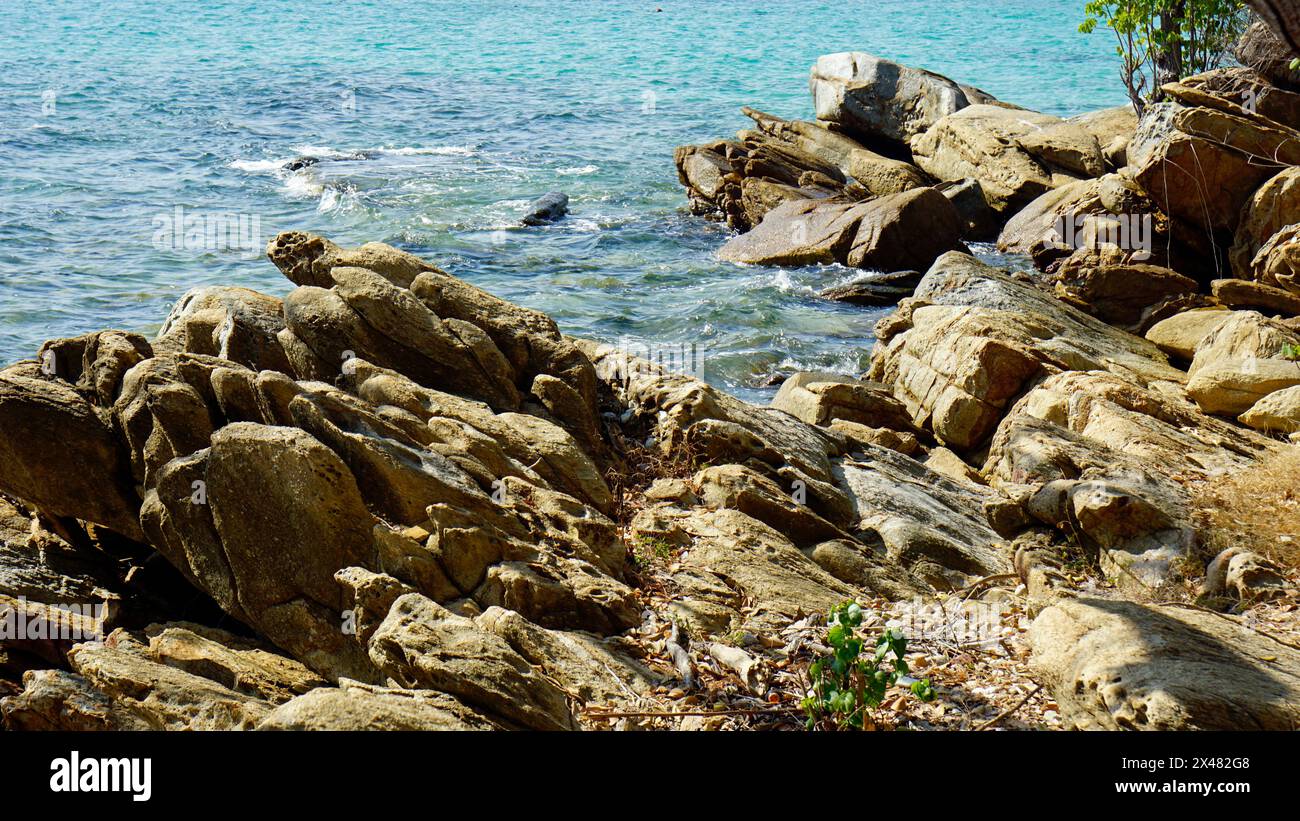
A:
[
  {"left": 1282, "top": 342, "right": 1300, "bottom": 361},
  {"left": 801, "top": 602, "right": 934, "bottom": 731},
  {"left": 1081, "top": 1, "right": 1249, "bottom": 113}
]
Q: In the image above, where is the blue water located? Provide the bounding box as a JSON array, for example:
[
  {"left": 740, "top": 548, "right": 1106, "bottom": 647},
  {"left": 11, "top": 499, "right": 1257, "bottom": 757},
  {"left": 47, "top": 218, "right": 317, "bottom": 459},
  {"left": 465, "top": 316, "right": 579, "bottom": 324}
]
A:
[{"left": 0, "top": 0, "right": 1125, "bottom": 401}]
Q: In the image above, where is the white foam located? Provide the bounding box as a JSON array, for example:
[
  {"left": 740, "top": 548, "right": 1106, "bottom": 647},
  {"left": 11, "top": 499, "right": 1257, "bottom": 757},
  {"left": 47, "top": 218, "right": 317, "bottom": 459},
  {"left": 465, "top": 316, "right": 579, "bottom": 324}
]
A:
[
  {"left": 228, "top": 158, "right": 288, "bottom": 174},
  {"left": 557, "top": 164, "right": 599, "bottom": 176},
  {"left": 281, "top": 173, "right": 324, "bottom": 199},
  {"left": 382, "top": 145, "right": 476, "bottom": 156}
]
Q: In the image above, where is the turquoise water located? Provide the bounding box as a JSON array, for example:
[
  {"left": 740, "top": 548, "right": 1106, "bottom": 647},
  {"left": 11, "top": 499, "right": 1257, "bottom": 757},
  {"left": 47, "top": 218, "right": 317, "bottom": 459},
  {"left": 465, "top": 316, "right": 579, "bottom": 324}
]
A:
[{"left": 0, "top": 0, "right": 1125, "bottom": 401}]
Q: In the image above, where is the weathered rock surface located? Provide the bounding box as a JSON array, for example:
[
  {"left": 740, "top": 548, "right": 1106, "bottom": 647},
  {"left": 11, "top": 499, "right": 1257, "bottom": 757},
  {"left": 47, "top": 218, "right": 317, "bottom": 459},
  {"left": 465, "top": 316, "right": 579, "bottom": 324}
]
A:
[
  {"left": 1129, "top": 102, "right": 1288, "bottom": 236},
  {"left": 911, "top": 105, "right": 1106, "bottom": 213},
  {"left": 6, "top": 201, "right": 1298, "bottom": 734},
  {"left": 1068, "top": 105, "right": 1138, "bottom": 168},
  {"left": 363, "top": 591, "right": 578, "bottom": 730},
  {"left": 1051, "top": 257, "right": 1198, "bottom": 331},
  {"left": 869, "top": 252, "right": 1183, "bottom": 451},
  {"left": 1212, "top": 277, "right": 1300, "bottom": 316},
  {"left": 1030, "top": 597, "right": 1300, "bottom": 730},
  {"left": 809, "top": 52, "right": 993, "bottom": 146},
  {"left": 0, "top": 364, "right": 144, "bottom": 540},
  {"left": 1240, "top": 384, "right": 1300, "bottom": 432},
  {"left": 771, "top": 371, "right": 914, "bottom": 430},
  {"left": 1187, "top": 310, "right": 1300, "bottom": 415},
  {"left": 1163, "top": 67, "right": 1300, "bottom": 132},
  {"left": 718, "top": 189, "right": 967, "bottom": 272},
  {"left": 996, "top": 172, "right": 1158, "bottom": 260},
  {"left": 1144, "top": 309, "right": 1233, "bottom": 360},
  {"left": 257, "top": 680, "right": 494, "bottom": 730},
  {"left": 1235, "top": 19, "right": 1300, "bottom": 91}
]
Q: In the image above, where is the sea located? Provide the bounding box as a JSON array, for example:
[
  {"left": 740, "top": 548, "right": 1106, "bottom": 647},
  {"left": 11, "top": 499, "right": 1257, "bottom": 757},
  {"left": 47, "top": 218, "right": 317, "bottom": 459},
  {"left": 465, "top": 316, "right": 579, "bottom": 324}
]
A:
[{"left": 0, "top": 0, "right": 1127, "bottom": 401}]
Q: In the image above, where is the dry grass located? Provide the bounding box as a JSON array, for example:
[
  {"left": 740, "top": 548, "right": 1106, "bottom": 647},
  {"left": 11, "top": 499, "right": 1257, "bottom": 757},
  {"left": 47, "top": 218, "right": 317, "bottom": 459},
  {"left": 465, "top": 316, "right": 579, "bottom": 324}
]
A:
[
  {"left": 604, "top": 436, "right": 699, "bottom": 530},
  {"left": 1193, "top": 446, "right": 1300, "bottom": 570}
]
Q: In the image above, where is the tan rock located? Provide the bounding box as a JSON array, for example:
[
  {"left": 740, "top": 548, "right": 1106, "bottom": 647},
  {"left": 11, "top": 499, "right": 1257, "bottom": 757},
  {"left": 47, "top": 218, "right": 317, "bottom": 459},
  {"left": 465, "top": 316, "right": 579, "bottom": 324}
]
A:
[
  {"left": 828, "top": 419, "right": 919, "bottom": 455},
  {"left": 997, "top": 172, "right": 1155, "bottom": 257},
  {"left": 1, "top": 669, "right": 153, "bottom": 731},
  {"left": 257, "top": 680, "right": 495, "bottom": 731},
  {"left": 693, "top": 463, "right": 849, "bottom": 545},
  {"left": 1187, "top": 311, "right": 1300, "bottom": 415},
  {"left": 1212, "top": 277, "right": 1300, "bottom": 317},
  {"left": 1030, "top": 597, "right": 1300, "bottom": 730},
  {"left": 1240, "top": 384, "right": 1300, "bottom": 432},
  {"left": 1250, "top": 223, "right": 1300, "bottom": 295},
  {"left": 771, "top": 371, "right": 913, "bottom": 430},
  {"left": 365, "top": 592, "right": 577, "bottom": 730},
  {"left": 718, "top": 189, "right": 966, "bottom": 272},
  {"left": 1235, "top": 19, "right": 1300, "bottom": 90},
  {"left": 911, "top": 105, "right": 1105, "bottom": 212},
  {"left": 0, "top": 363, "right": 144, "bottom": 540},
  {"left": 870, "top": 253, "right": 1182, "bottom": 451},
  {"left": 476, "top": 606, "right": 661, "bottom": 706},
  {"left": 1130, "top": 103, "right": 1281, "bottom": 232},
  {"left": 1067, "top": 104, "right": 1138, "bottom": 168},
  {"left": 923, "top": 446, "right": 984, "bottom": 486},
  {"left": 1162, "top": 67, "right": 1300, "bottom": 132},
  {"left": 65, "top": 630, "right": 275, "bottom": 730},
  {"left": 838, "top": 444, "right": 1010, "bottom": 591},
  {"left": 1054, "top": 260, "right": 1197, "bottom": 330},
  {"left": 1200, "top": 546, "right": 1289, "bottom": 604},
  {"left": 1144, "top": 309, "right": 1233, "bottom": 360}
]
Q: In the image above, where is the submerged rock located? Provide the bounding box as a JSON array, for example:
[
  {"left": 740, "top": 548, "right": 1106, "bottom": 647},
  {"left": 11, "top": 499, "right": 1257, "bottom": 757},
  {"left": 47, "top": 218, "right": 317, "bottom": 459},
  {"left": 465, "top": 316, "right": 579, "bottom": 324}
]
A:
[
  {"left": 820, "top": 270, "right": 923, "bottom": 306},
  {"left": 521, "top": 192, "right": 570, "bottom": 226}
]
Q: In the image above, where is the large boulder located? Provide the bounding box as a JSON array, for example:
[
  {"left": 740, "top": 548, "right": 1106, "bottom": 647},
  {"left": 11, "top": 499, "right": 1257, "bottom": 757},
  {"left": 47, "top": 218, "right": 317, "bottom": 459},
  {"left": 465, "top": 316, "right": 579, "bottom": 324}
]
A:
[
  {"left": 1030, "top": 597, "right": 1300, "bottom": 730},
  {"left": 982, "top": 369, "right": 1279, "bottom": 586},
  {"left": 1130, "top": 103, "right": 1290, "bottom": 235},
  {"left": 1162, "top": 67, "right": 1300, "bottom": 132},
  {"left": 1240, "top": 384, "right": 1300, "bottom": 432},
  {"left": 1231, "top": 166, "right": 1300, "bottom": 288},
  {"left": 838, "top": 445, "right": 1011, "bottom": 591},
  {"left": 146, "top": 423, "right": 381, "bottom": 681},
  {"left": 0, "top": 363, "right": 143, "bottom": 540},
  {"left": 364, "top": 592, "right": 578, "bottom": 731},
  {"left": 869, "top": 253, "right": 1184, "bottom": 451},
  {"left": 257, "top": 680, "right": 494, "bottom": 730},
  {"left": 1067, "top": 104, "right": 1138, "bottom": 168},
  {"left": 1211, "top": 277, "right": 1300, "bottom": 316},
  {"left": 1249, "top": 223, "right": 1300, "bottom": 295},
  {"left": 809, "top": 52, "right": 993, "bottom": 146},
  {"left": 911, "top": 105, "right": 1106, "bottom": 213},
  {"left": 1051, "top": 257, "right": 1198, "bottom": 330},
  {"left": 1144, "top": 308, "right": 1234, "bottom": 360},
  {"left": 1187, "top": 310, "right": 1300, "bottom": 415},
  {"left": 154, "top": 286, "right": 292, "bottom": 374},
  {"left": 1235, "top": 19, "right": 1300, "bottom": 91},
  {"left": 718, "top": 188, "right": 966, "bottom": 271},
  {"left": 997, "top": 173, "right": 1158, "bottom": 261},
  {"left": 741, "top": 107, "right": 927, "bottom": 197}
]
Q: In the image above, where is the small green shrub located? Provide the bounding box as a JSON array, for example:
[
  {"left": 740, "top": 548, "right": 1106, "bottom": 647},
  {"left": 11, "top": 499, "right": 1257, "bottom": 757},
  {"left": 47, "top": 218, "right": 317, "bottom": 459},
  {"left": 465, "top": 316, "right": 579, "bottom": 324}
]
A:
[
  {"left": 1282, "top": 342, "right": 1300, "bottom": 361},
  {"left": 801, "top": 602, "right": 934, "bottom": 731}
]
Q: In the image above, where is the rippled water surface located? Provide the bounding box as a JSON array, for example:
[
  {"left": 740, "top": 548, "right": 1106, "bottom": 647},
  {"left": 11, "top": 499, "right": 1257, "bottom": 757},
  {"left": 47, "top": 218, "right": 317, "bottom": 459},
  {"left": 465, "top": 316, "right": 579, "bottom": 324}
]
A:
[{"left": 0, "top": 0, "right": 1124, "bottom": 400}]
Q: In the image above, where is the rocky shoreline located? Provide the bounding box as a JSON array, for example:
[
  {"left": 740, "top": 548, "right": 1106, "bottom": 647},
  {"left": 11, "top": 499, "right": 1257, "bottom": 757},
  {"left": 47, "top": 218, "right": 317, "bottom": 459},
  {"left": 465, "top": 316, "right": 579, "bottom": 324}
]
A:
[{"left": 2, "top": 25, "right": 1300, "bottom": 732}]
